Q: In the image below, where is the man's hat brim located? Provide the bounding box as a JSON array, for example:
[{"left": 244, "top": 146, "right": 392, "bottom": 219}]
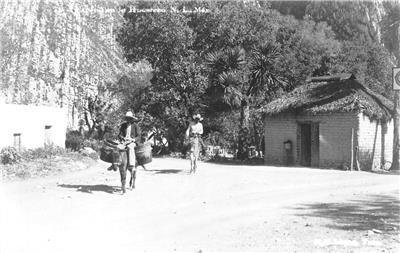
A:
[{"left": 126, "top": 116, "right": 139, "bottom": 121}]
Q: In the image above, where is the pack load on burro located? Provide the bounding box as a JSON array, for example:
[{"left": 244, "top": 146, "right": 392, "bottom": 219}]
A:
[
  {"left": 99, "top": 111, "right": 152, "bottom": 193},
  {"left": 100, "top": 140, "right": 152, "bottom": 167}
]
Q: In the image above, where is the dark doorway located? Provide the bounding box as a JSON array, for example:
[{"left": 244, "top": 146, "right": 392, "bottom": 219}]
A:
[{"left": 300, "top": 123, "right": 311, "bottom": 166}]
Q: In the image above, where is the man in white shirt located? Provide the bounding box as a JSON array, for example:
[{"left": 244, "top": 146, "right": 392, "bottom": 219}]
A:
[{"left": 185, "top": 114, "right": 203, "bottom": 173}]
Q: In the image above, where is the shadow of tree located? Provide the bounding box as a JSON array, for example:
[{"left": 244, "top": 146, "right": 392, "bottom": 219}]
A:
[
  {"left": 293, "top": 194, "right": 400, "bottom": 234},
  {"left": 58, "top": 184, "right": 119, "bottom": 194}
]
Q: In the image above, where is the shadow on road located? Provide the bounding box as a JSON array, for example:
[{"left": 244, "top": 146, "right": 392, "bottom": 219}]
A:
[
  {"left": 58, "top": 184, "right": 119, "bottom": 194},
  {"left": 146, "top": 169, "right": 183, "bottom": 174},
  {"left": 293, "top": 194, "right": 400, "bottom": 234},
  {"left": 205, "top": 158, "right": 265, "bottom": 166}
]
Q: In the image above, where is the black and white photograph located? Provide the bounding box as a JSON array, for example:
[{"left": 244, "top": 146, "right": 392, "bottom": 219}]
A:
[{"left": 0, "top": 0, "right": 399, "bottom": 252}]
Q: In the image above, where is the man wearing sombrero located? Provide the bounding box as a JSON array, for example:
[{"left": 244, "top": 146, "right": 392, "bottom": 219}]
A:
[
  {"left": 185, "top": 113, "right": 204, "bottom": 173},
  {"left": 108, "top": 111, "right": 141, "bottom": 171}
]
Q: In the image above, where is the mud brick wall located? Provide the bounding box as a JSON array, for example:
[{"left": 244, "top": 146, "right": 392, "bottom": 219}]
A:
[
  {"left": 264, "top": 113, "right": 358, "bottom": 168},
  {"left": 357, "top": 113, "right": 394, "bottom": 170},
  {"left": 0, "top": 104, "right": 67, "bottom": 149}
]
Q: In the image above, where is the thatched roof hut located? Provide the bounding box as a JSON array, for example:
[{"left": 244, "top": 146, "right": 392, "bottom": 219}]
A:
[
  {"left": 263, "top": 74, "right": 393, "bottom": 121},
  {"left": 262, "top": 74, "right": 395, "bottom": 170}
]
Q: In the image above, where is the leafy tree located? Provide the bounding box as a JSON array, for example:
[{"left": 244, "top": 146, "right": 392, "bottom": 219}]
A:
[
  {"left": 381, "top": 2, "right": 400, "bottom": 65},
  {"left": 305, "top": 1, "right": 380, "bottom": 43},
  {"left": 116, "top": 1, "right": 393, "bottom": 158},
  {"left": 270, "top": 1, "right": 309, "bottom": 19},
  {"left": 381, "top": 2, "right": 400, "bottom": 171},
  {"left": 327, "top": 41, "right": 392, "bottom": 96},
  {"left": 117, "top": 9, "right": 208, "bottom": 151},
  {"left": 275, "top": 16, "right": 340, "bottom": 87}
]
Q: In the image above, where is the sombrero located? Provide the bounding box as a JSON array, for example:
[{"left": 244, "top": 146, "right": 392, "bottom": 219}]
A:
[
  {"left": 192, "top": 114, "right": 203, "bottom": 121},
  {"left": 125, "top": 111, "right": 139, "bottom": 121}
]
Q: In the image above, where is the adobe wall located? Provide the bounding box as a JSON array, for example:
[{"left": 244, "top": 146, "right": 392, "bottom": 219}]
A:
[
  {"left": 357, "top": 113, "right": 394, "bottom": 170},
  {"left": 264, "top": 113, "right": 358, "bottom": 168},
  {"left": 0, "top": 104, "right": 67, "bottom": 149}
]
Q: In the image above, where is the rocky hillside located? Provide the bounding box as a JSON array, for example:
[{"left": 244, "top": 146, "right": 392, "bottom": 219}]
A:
[
  {"left": 0, "top": 0, "right": 398, "bottom": 128},
  {"left": 271, "top": 0, "right": 398, "bottom": 50},
  {"left": 0, "top": 0, "right": 132, "bottom": 126}
]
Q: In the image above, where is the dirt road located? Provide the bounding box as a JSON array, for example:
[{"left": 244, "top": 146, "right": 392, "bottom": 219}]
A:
[{"left": 1, "top": 158, "right": 399, "bottom": 252}]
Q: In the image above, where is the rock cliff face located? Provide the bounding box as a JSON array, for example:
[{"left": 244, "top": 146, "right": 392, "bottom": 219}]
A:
[
  {"left": 1, "top": 0, "right": 397, "bottom": 128},
  {"left": 0, "top": 0, "right": 131, "bottom": 127}
]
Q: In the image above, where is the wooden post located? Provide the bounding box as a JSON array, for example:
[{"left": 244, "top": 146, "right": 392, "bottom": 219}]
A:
[
  {"left": 355, "top": 146, "right": 361, "bottom": 171},
  {"left": 350, "top": 128, "right": 354, "bottom": 171}
]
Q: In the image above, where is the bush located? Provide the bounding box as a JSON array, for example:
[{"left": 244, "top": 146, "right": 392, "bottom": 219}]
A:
[
  {"left": 82, "top": 139, "right": 102, "bottom": 152},
  {"left": 23, "top": 145, "right": 66, "bottom": 160},
  {"left": 65, "top": 130, "right": 84, "bottom": 151},
  {"left": 0, "top": 147, "right": 21, "bottom": 165}
]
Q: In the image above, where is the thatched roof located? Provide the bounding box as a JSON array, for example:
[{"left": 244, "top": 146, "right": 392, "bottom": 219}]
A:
[{"left": 263, "top": 74, "right": 394, "bottom": 120}]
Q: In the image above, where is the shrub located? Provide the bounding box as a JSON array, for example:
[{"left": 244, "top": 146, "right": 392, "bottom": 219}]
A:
[
  {"left": 65, "top": 130, "right": 84, "bottom": 151},
  {"left": 23, "top": 145, "right": 66, "bottom": 160},
  {"left": 0, "top": 147, "right": 21, "bottom": 165},
  {"left": 82, "top": 139, "right": 102, "bottom": 152}
]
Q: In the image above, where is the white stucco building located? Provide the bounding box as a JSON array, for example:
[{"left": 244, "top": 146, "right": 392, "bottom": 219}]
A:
[{"left": 0, "top": 103, "right": 67, "bottom": 150}]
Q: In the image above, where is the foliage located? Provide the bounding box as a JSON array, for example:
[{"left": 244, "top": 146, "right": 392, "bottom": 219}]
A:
[
  {"left": 116, "top": 0, "right": 395, "bottom": 156},
  {"left": 117, "top": 7, "right": 209, "bottom": 151},
  {"left": 331, "top": 41, "right": 393, "bottom": 97},
  {"left": 82, "top": 139, "right": 102, "bottom": 153},
  {"left": 381, "top": 1, "right": 400, "bottom": 64},
  {"left": 1, "top": 149, "right": 97, "bottom": 181},
  {"left": 0, "top": 145, "right": 67, "bottom": 166},
  {"left": 305, "top": 1, "right": 381, "bottom": 43},
  {"left": 65, "top": 131, "right": 84, "bottom": 151},
  {"left": 204, "top": 112, "right": 240, "bottom": 150},
  {"left": 270, "top": 1, "right": 308, "bottom": 20},
  {"left": 0, "top": 147, "right": 21, "bottom": 165},
  {"left": 23, "top": 145, "right": 66, "bottom": 160},
  {"left": 275, "top": 17, "right": 340, "bottom": 87}
]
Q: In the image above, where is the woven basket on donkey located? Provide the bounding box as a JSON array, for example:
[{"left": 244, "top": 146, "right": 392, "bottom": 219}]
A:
[
  {"left": 100, "top": 140, "right": 123, "bottom": 165},
  {"left": 135, "top": 142, "right": 152, "bottom": 165}
]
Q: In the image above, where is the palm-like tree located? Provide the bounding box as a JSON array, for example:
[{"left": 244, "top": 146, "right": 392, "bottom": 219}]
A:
[
  {"left": 205, "top": 43, "right": 283, "bottom": 158},
  {"left": 205, "top": 47, "right": 246, "bottom": 111},
  {"left": 206, "top": 43, "right": 283, "bottom": 128}
]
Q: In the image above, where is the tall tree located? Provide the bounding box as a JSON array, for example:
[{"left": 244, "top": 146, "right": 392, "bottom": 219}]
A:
[
  {"left": 205, "top": 43, "right": 283, "bottom": 158},
  {"left": 381, "top": 2, "right": 400, "bottom": 170},
  {"left": 117, "top": 7, "right": 208, "bottom": 151}
]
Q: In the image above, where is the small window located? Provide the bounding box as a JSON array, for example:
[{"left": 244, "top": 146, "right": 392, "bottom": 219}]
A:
[
  {"left": 13, "top": 133, "right": 21, "bottom": 151},
  {"left": 44, "top": 125, "right": 53, "bottom": 145}
]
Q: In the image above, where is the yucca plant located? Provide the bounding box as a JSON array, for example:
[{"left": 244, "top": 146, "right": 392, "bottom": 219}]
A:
[
  {"left": 205, "top": 43, "right": 283, "bottom": 158},
  {"left": 206, "top": 43, "right": 283, "bottom": 128}
]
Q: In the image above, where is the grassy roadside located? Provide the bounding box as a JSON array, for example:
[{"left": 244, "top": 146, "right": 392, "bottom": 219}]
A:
[{"left": 1, "top": 147, "right": 98, "bottom": 181}]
